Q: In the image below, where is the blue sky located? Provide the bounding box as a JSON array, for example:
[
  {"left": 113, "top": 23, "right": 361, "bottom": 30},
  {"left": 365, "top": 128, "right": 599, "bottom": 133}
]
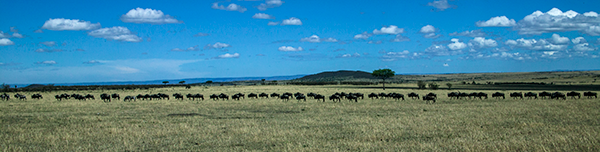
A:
[{"left": 1, "top": 0, "right": 600, "bottom": 84}]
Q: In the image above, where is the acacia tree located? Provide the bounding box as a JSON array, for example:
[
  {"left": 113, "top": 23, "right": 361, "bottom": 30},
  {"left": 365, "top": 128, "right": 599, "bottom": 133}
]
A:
[{"left": 372, "top": 69, "right": 395, "bottom": 90}]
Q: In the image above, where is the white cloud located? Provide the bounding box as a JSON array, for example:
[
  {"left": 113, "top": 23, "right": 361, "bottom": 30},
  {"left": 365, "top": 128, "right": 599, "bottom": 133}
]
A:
[
  {"left": 427, "top": 0, "right": 455, "bottom": 11},
  {"left": 35, "top": 49, "right": 63, "bottom": 53},
  {"left": 368, "top": 40, "right": 382, "bottom": 44},
  {"left": 476, "top": 16, "right": 517, "bottom": 27},
  {"left": 373, "top": 25, "right": 404, "bottom": 35},
  {"left": 278, "top": 46, "right": 303, "bottom": 51},
  {"left": 281, "top": 17, "right": 302, "bottom": 25},
  {"left": 505, "top": 38, "right": 567, "bottom": 51},
  {"left": 425, "top": 44, "right": 462, "bottom": 56},
  {"left": 88, "top": 26, "right": 142, "bottom": 42},
  {"left": 212, "top": 3, "right": 247, "bottom": 13},
  {"left": 573, "top": 43, "right": 596, "bottom": 51},
  {"left": 257, "top": 0, "right": 284, "bottom": 11},
  {"left": 381, "top": 50, "right": 421, "bottom": 61},
  {"left": 252, "top": 13, "right": 275, "bottom": 19},
  {"left": 354, "top": 32, "right": 372, "bottom": 39},
  {"left": 11, "top": 33, "right": 23, "bottom": 38},
  {"left": 443, "top": 63, "right": 449, "bottom": 67},
  {"left": 423, "top": 33, "right": 442, "bottom": 39},
  {"left": 120, "top": 8, "right": 182, "bottom": 24},
  {"left": 0, "top": 38, "right": 15, "bottom": 46},
  {"left": 337, "top": 53, "right": 361, "bottom": 58},
  {"left": 0, "top": 31, "right": 10, "bottom": 38},
  {"left": 449, "top": 29, "right": 487, "bottom": 37},
  {"left": 193, "top": 32, "right": 209, "bottom": 37},
  {"left": 571, "top": 37, "right": 587, "bottom": 44},
  {"left": 204, "top": 42, "right": 231, "bottom": 49},
  {"left": 35, "top": 60, "right": 57, "bottom": 65},
  {"left": 448, "top": 38, "right": 467, "bottom": 50},
  {"left": 515, "top": 8, "right": 600, "bottom": 35},
  {"left": 42, "top": 18, "right": 101, "bottom": 31},
  {"left": 10, "top": 27, "right": 18, "bottom": 33},
  {"left": 216, "top": 53, "right": 240, "bottom": 59},
  {"left": 300, "top": 35, "right": 337, "bottom": 43},
  {"left": 391, "top": 35, "right": 410, "bottom": 42},
  {"left": 171, "top": 45, "right": 199, "bottom": 52},
  {"left": 83, "top": 60, "right": 101, "bottom": 64},
  {"left": 549, "top": 34, "right": 569, "bottom": 44},
  {"left": 268, "top": 22, "right": 279, "bottom": 26},
  {"left": 40, "top": 41, "right": 56, "bottom": 47},
  {"left": 468, "top": 37, "right": 497, "bottom": 49},
  {"left": 419, "top": 25, "right": 437, "bottom": 33}
]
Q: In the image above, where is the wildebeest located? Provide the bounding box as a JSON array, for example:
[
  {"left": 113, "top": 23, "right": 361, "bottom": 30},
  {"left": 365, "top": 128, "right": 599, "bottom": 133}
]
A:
[
  {"left": 551, "top": 92, "right": 566, "bottom": 100},
  {"left": 524, "top": 92, "right": 537, "bottom": 99},
  {"left": 234, "top": 93, "right": 245, "bottom": 99},
  {"left": 510, "top": 92, "right": 523, "bottom": 99},
  {"left": 307, "top": 93, "right": 316, "bottom": 99},
  {"left": 294, "top": 92, "right": 304, "bottom": 98},
  {"left": 185, "top": 85, "right": 191, "bottom": 89},
  {"left": 111, "top": 93, "right": 120, "bottom": 100},
  {"left": 210, "top": 94, "right": 219, "bottom": 100},
  {"left": 423, "top": 95, "right": 436, "bottom": 104},
  {"left": 232, "top": 94, "right": 242, "bottom": 100},
  {"left": 346, "top": 95, "right": 358, "bottom": 102},
  {"left": 314, "top": 94, "right": 325, "bottom": 102},
  {"left": 280, "top": 94, "right": 290, "bottom": 102},
  {"left": 584, "top": 91, "right": 597, "bottom": 98},
  {"left": 270, "top": 93, "right": 280, "bottom": 98},
  {"left": 477, "top": 92, "right": 488, "bottom": 99},
  {"left": 85, "top": 94, "right": 95, "bottom": 100},
  {"left": 408, "top": 92, "right": 420, "bottom": 99},
  {"left": 259, "top": 93, "right": 269, "bottom": 98},
  {"left": 426, "top": 93, "right": 437, "bottom": 99},
  {"left": 329, "top": 95, "right": 341, "bottom": 102},
  {"left": 447, "top": 92, "right": 459, "bottom": 100},
  {"left": 248, "top": 93, "right": 258, "bottom": 99},
  {"left": 31, "top": 94, "right": 43, "bottom": 99},
  {"left": 218, "top": 93, "right": 229, "bottom": 100},
  {"left": 368, "top": 93, "right": 378, "bottom": 99},
  {"left": 136, "top": 94, "right": 146, "bottom": 100},
  {"left": 391, "top": 93, "right": 404, "bottom": 101},
  {"left": 174, "top": 93, "right": 184, "bottom": 100},
  {"left": 539, "top": 91, "right": 552, "bottom": 99},
  {"left": 378, "top": 93, "right": 389, "bottom": 99},
  {"left": 1, "top": 93, "right": 10, "bottom": 101},
  {"left": 566, "top": 91, "right": 580, "bottom": 99},
  {"left": 124, "top": 96, "right": 136, "bottom": 102},
  {"left": 100, "top": 93, "right": 111, "bottom": 102},
  {"left": 296, "top": 95, "right": 306, "bottom": 102}
]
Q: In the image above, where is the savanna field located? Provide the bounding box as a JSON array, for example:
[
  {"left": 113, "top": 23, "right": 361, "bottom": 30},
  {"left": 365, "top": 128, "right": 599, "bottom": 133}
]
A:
[{"left": 1, "top": 84, "right": 600, "bottom": 151}]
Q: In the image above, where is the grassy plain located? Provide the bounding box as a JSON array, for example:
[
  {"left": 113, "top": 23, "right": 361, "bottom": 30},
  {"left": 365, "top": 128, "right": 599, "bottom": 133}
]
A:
[{"left": 1, "top": 84, "right": 600, "bottom": 151}]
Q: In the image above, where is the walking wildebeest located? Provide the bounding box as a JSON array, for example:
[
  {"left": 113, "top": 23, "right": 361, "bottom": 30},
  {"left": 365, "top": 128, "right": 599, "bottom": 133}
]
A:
[
  {"left": 524, "top": 92, "right": 537, "bottom": 99},
  {"left": 329, "top": 95, "right": 341, "bottom": 102},
  {"left": 566, "top": 91, "right": 580, "bottom": 99},
  {"left": 510, "top": 92, "right": 523, "bottom": 99},
  {"left": 259, "top": 93, "right": 269, "bottom": 98},
  {"left": 314, "top": 94, "right": 325, "bottom": 102},
  {"left": 584, "top": 91, "right": 597, "bottom": 98},
  {"left": 218, "top": 93, "right": 229, "bottom": 100},
  {"left": 31, "top": 94, "right": 43, "bottom": 99},
  {"left": 100, "top": 94, "right": 111, "bottom": 102},
  {"left": 368, "top": 93, "right": 378, "bottom": 99},
  {"left": 423, "top": 95, "right": 436, "bottom": 104},
  {"left": 551, "top": 92, "right": 566, "bottom": 100},
  {"left": 270, "top": 93, "right": 280, "bottom": 98},
  {"left": 124, "top": 96, "right": 136, "bottom": 102},
  {"left": 539, "top": 91, "right": 552, "bottom": 99},
  {"left": 85, "top": 94, "right": 95, "bottom": 100},
  {"left": 280, "top": 94, "right": 290, "bottom": 102},
  {"left": 491, "top": 92, "right": 505, "bottom": 99},
  {"left": 111, "top": 94, "right": 120, "bottom": 100},
  {"left": 248, "top": 93, "right": 258, "bottom": 99},
  {"left": 210, "top": 94, "right": 219, "bottom": 100},
  {"left": 408, "top": 92, "right": 419, "bottom": 99}
]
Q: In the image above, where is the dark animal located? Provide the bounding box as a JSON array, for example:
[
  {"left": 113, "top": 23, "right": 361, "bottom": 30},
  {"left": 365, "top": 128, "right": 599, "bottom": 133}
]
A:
[
  {"left": 235, "top": 93, "right": 245, "bottom": 99},
  {"left": 111, "top": 93, "right": 120, "bottom": 100},
  {"left": 174, "top": 93, "right": 184, "bottom": 100},
  {"left": 584, "top": 91, "right": 597, "bottom": 98},
  {"left": 368, "top": 93, "right": 378, "bottom": 99},
  {"left": 329, "top": 95, "right": 341, "bottom": 102},
  {"left": 100, "top": 93, "right": 111, "bottom": 102},
  {"left": 539, "top": 91, "right": 552, "bottom": 99},
  {"left": 270, "top": 93, "right": 280, "bottom": 98},
  {"left": 447, "top": 92, "right": 459, "bottom": 100},
  {"left": 218, "top": 93, "right": 229, "bottom": 100},
  {"left": 566, "top": 91, "right": 580, "bottom": 99},
  {"left": 248, "top": 93, "right": 258, "bottom": 99},
  {"left": 391, "top": 93, "right": 404, "bottom": 101},
  {"left": 185, "top": 85, "right": 191, "bottom": 89},
  {"left": 551, "top": 92, "right": 566, "bottom": 100},
  {"left": 31, "top": 94, "right": 43, "bottom": 99},
  {"left": 524, "top": 92, "right": 537, "bottom": 99},
  {"left": 124, "top": 96, "right": 136, "bottom": 102},
  {"left": 1, "top": 93, "right": 10, "bottom": 101},
  {"left": 477, "top": 92, "right": 488, "bottom": 99},
  {"left": 280, "top": 94, "right": 290, "bottom": 101},
  {"left": 408, "top": 92, "right": 419, "bottom": 99},
  {"left": 259, "top": 93, "right": 269, "bottom": 98},
  {"left": 85, "top": 94, "right": 95, "bottom": 100},
  {"left": 307, "top": 93, "right": 316, "bottom": 99},
  {"left": 296, "top": 95, "right": 306, "bottom": 102},
  {"left": 426, "top": 93, "right": 437, "bottom": 99},
  {"left": 510, "top": 92, "right": 523, "bottom": 99},
  {"left": 136, "top": 94, "right": 146, "bottom": 100},
  {"left": 210, "top": 94, "right": 219, "bottom": 100},
  {"left": 314, "top": 94, "right": 325, "bottom": 102},
  {"left": 346, "top": 95, "right": 358, "bottom": 102},
  {"left": 423, "top": 95, "right": 436, "bottom": 104},
  {"left": 232, "top": 94, "right": 241, "bottom": 100}
]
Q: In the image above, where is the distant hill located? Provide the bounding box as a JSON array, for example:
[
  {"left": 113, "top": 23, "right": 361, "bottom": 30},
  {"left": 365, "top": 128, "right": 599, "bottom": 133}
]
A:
[{"left": 294, "top": 70, "right": 376, "bottom": 82}]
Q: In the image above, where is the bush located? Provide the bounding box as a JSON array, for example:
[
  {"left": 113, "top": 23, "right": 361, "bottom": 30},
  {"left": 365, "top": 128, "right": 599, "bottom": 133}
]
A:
[
  {"left": 417, "top": 81, "right": 427, "bottom": 89},
  {"left": 429, "top": 83, "right": 439, "bottom": 90}
]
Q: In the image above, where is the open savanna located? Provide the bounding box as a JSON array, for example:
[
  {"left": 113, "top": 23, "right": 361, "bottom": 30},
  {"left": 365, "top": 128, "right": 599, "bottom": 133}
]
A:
[{"left": 2, "top": 84, "right": 600, "bottom": 151}]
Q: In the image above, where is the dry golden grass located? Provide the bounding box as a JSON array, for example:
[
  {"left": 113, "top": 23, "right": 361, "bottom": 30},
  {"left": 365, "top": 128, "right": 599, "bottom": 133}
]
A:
[{"left": 1, "top": 84, "right": 600, "bottom": 151}]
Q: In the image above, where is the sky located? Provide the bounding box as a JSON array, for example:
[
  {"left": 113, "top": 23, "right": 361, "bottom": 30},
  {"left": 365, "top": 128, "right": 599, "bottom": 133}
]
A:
[{"left": 1, "top": 0, "right": 600, "bottom": 84}]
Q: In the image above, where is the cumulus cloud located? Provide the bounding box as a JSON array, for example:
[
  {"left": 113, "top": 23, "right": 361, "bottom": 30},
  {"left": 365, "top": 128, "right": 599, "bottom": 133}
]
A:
[
  {"left": 391, "top": 35, "right": 410, "bottom": 42},
  {"left": 193, "top": 32, "right": 209, "bottom": 37},
  {"left": 212, "top": 3, "right": 247, "bottom": 13},
  {"left": 120, "top": 8, "right": 182, "bottom": 24},
  {"left": 215, "top": 53, "right": 240, "bottom": 59},
  {"left": 0, "top": 31, "right": 10, "bottom": 38},
  {"left": 0, "top": 38, "right": 15, "bottom": 46},
  {"left": 204, "top": 42, "right": 231, "bottom": 49},
  {"left": 427, "top": 0, "right": 456, "bottom": 11},
  {"left": 35, "top": 60, "right": 57, "bottom": 65},
  {"left": 420, "top": 25, "right": 437, "bottom": 33},
  {"left": 573, "top": 43, "right": 596, "bottom": 51},
  {"left": 300, "top": 35, "right": 337, "bottom": 43},
  {"left": 423, "top": 33, "right": 442, "bottom": 39},
  {"left": 515, "top": 8, "right": 600, "bottom": 35},
  {"left": 572, "top": 37, "right": 587, "bottom": 44},
  {"left": 476, "top": 16, "right": 517, "bottom": 27},
  {"left": 268, "top": 22, "right": 279, "bottom": 26},
  {"left": 281, "top": 17, "right": 302, "bottom": 25},
  {"left": 373, "top": 25, "right": 404, "bottom": 35},
  {"left": 42, "top": 18, "right": 101, "bottom": 31},
  {"left": 257, "top": 0, "right": 283, "bottom": 11},
  {"left": 447, "top": 38, "right": 467, "bottom": 50},
  {"left": 443, "top": 63, "right": 449, "bottom": 67},
  {"left": 368, "top": 40, "right": 383, "bottom": 44},
  {"left": 381, "top": 50, "right": 422, "bottom": 61},
  {"left": 40, "top": 41, "right": 56, "bottom": 47},
  {"left": 425, "top": 44, "right": 463, "bottom": 56},
  {"left": 35, "top": 49, "right": 63, "bottom": 53},
  {"left": 83, "top": 60, "right": 101, "bottom": 64},
  {"left": 278, "top": 46, "right": 303, "bottom": 51},
  {"left": 505, "top": 38, "right": 567, "bottom": 51},
  {"left": 468, "top": 37, "right": 498, "bottom": 49},
  {"left": 354, "top": 32, "right": 372, "bottom": 39},
  {"left": 171, "top": 45, "right": 199, "bottom": 52},
  {"left": 549, "top": 33, "right": 569, "bottom": 44},
  {"left": 462, "top": 52, "right": 533, "bottom": 61},
  {"left": 11, "top": 33, "right": 24, "bottom": 38},
  {"left": 88, "top": 26, "right": 142, "bottom": 42},
  {"left": 449, "top": 29, "right": 487, "bottom": 37},
  {"left": 253, "top": 13, "right": 275, "bottom": 19},
  {"left": 336, "top": 53, "right": 361, "bottom": 58}
]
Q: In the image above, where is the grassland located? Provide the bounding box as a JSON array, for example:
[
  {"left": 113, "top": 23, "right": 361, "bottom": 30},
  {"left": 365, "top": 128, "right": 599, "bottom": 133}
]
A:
[{"left": 1, "top": 83, "right": 600, "bottom": 151}]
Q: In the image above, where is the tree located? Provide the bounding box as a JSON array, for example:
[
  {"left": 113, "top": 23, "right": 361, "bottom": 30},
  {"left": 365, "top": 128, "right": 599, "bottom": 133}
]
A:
[
  {"left": 372, "top": 69, "right": 395, "bottom": 90},
  {"left": 446, "top": 83, "right": 452, "bottom": 89},
  {"left": 428, "top": 83, "right": 439, "bottom": 90},
  {"left": 1, "top": 83, "right": 10, "bottom": 91},
  {"left": 206, "top": 80, "right": 213, "bottom": 84},
  {"left": 417, "top": 81, "right": 427, "bottom": 89},
  {"left": 179, "top": 81, "right": 186, "bottom": 84},
  {"left": 261, "top": 79, "right": 266, "bottom": 85},
  {"left": 162, "top": 81, "right": 169, "bottom": 85}
]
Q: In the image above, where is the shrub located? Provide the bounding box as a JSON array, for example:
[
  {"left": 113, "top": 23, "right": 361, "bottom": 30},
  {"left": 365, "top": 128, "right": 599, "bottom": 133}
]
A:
[
  {"left": 417, "top": 81, "right": 427, "bottom": 89},
  {"left": 429, "top": 83, "right": 439, "bottom": 90}
]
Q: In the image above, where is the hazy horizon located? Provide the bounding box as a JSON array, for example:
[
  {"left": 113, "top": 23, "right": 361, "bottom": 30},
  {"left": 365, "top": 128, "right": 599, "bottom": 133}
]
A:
[{"left": 2, "top": 0, "right": 600, "bottom": 84}]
